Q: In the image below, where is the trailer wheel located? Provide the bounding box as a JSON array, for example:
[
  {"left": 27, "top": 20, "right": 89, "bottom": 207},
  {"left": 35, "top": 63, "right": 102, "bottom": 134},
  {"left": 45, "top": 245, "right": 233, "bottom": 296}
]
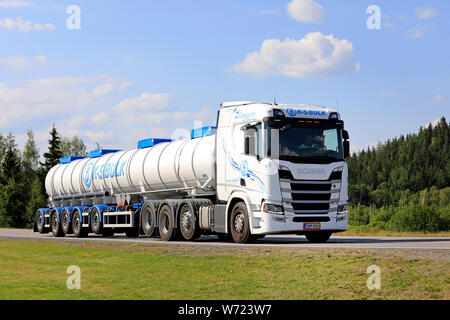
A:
[
  {"left": 141, "top": 201, "right": 157, "bottom": 237},
  {"left": 305, "top": 232, "right": 332, "bottom": 243},
  {"left": 51, "top": 212, "right": 64, "bottom": 237},
  {"left": 61, "top": 208, "right": 73, "bottom": 235},
  {"left": 158, "top": 204, "right": 175, "bottom": 241},
  {"left": 36, "top": 210, "right": 47, "bottom": 234},
  {"left": 230, "top": 202, "right": 251, "bottom": 244},
  {"left": 178, "top": 203, "right": 200, "bottom": 241},
  {"left": 72, "top": 210, "right": 88, "bottom": 238},
  {"left": 90, "top": 207, "right": 103, "bottom": 235}
]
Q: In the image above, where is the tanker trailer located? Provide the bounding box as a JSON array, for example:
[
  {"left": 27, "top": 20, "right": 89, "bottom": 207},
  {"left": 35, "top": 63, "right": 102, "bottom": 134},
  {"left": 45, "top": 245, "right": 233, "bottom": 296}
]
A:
[{"left": 35, "top": 101, "right": 350, "bottom": 243}]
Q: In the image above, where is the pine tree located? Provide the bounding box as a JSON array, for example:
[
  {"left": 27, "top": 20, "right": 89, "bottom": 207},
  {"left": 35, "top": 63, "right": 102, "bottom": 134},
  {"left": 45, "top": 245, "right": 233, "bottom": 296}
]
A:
[
  {"left": 41, "top": 124, "right": 63, "bottom": 174},
  {"left": 25, "top": 176, "right": 47, "bottom": 227},
  {"left": 23, "top": 129, "right": 40, "bottom": 171}
]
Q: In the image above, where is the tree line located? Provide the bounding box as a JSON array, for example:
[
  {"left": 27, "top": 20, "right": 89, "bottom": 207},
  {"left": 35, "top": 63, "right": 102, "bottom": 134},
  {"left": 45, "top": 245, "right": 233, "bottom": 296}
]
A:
[
  {"left": 347, "top": 117, "right": 449, "bottom": 232},
  {"left": 0, "top": 126, "right": 88, "bottom": 228}
]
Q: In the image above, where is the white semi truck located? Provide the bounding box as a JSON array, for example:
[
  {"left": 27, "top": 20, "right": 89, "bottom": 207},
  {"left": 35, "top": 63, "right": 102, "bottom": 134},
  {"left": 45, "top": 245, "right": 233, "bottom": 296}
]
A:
[{"left": 35, "top": 101, "right": 350, "bottom": 243}]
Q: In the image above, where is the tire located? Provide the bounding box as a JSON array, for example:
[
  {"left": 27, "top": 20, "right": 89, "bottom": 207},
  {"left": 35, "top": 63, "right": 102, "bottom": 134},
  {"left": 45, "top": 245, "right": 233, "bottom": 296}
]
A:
[
  {"left": 141, "top": 201, "right": 157, "bottom": 236},
  {"left": 36, "top": 210, "right": 47, "bottom": 234},
  {"left": 90, "top": 207, "right": 103, "bottom": 235},
  {"left": 72, "top": 210, "right": 88, "bottom": 238},
  {"left": 305, "top": 231, "right": 332, "bottom": 243},
  {"left": 125, "top": 227, "right": 139, "bottom": 237},
  {"left": 61, "top": 208, "right": 73, "bottom": 235},
  {"left": 230, "top": 202, "right": 251, "bottom": 244},
  {"left": 178, "top": 202, "right": 200, "bottom": 241},
  {"left": 51, "top": 212, "right": 64, "bottom": 237},
  {"left": 158, "top": 204, "right": 175, "bottom": 241}
]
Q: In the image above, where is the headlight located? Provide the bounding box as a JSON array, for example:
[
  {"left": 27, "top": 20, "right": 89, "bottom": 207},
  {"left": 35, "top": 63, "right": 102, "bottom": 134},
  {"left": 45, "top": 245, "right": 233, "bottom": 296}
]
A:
[
  {"left": 263, "top": 203, "right": 284, "bottom": 214},
  {"left": 337, "top": 204, "right": 348, "bottom": 214}
]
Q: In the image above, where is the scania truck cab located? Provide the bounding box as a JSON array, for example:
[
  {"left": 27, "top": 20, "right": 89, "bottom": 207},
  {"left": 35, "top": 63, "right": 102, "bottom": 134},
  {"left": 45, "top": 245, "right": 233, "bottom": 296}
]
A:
[
  {"left": 37, "top": 101, "right": 349, "bottom": 244},
  {"left": 215, "top": 101, "right": 350, "bottom": 243}
]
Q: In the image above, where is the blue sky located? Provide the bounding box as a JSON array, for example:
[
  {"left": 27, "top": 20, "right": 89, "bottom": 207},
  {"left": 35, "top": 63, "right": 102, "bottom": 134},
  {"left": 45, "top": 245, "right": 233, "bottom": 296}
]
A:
[{"left": 0, "top": 0, "right": 449, "bottom": 153}]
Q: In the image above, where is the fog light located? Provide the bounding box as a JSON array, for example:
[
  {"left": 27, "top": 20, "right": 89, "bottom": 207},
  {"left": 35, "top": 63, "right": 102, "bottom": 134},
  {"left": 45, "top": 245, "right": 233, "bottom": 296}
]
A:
[{"left": 337, "top": 204, "right": 348, "bottom": 214}]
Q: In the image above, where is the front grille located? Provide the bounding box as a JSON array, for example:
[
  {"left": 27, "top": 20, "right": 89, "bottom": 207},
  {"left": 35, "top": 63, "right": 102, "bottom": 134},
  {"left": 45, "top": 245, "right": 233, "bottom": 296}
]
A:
[
  {"left": 280, "top": 171, "right": 342, "bottom": 216},
  {"left": 291, "top": 202, "right": 330, "bottom": 211},
  {"left": 291, "top": 193, "right": 331, "bottom": 201},
  {"left": 293, "top": 217, "right": 330, "bottom": 223},
  {"left": 291, "top": 182, "right": 332, "bottom": 191}
]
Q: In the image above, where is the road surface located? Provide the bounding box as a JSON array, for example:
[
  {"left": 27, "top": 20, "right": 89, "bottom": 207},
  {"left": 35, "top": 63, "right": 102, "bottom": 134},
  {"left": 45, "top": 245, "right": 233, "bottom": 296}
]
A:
[{"left": 1, "top": 228, "right": 449, "bottom": 250}]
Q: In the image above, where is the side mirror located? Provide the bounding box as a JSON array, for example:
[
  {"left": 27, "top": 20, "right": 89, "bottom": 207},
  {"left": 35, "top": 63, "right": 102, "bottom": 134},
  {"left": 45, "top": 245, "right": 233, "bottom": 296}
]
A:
[
  {"left": 344, "top": 141, "right": 350, "bottom": 158},
  {"left": 343, "top": 130, "right": 349, "bottom": 140},
  {"left": 244, "top": 136, "right": 250, "bottom": 155}
]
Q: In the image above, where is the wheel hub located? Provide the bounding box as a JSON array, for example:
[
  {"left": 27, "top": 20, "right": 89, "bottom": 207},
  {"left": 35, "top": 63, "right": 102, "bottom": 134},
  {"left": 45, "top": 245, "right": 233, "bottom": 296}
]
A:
[
  {"left": 181, "top": 210, "right": 192, "bottom": 230},
  {"left": 234, "top": 213, "right": 245, "bottom": 233}
]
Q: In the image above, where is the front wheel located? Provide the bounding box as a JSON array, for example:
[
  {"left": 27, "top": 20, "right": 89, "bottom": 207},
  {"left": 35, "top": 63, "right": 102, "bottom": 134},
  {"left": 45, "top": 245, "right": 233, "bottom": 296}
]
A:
[
  {"left": 230, "top": 202, "right": 251, "bottom": 244},
  {"left": 305, "top": 231, "right": 332, "bottom": 243}
]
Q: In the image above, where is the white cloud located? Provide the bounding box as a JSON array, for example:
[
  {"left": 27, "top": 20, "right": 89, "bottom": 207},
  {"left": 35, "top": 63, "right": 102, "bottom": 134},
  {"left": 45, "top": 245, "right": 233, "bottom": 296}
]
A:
[
  {"left": 406, "top": 25, "right": 429, "bottom": 39},
  {"left": 415, "top": 7, "right": 437, "bottom": 20},
  {"left": 91, "top": 112, "right": 109, "bottom": 123},
  {"left": 231, "top": 32, "right": 359, "bottom": 78},
  {"left": 0, "top": 55, "right": 47, "bottom": 70},
  {"left": 0, "top": 56, "right": 28, "bottom": 70},
  {"left": 259, "top": 9, "right": 282, "bottom": 16},
  {"left": 287, "top": 0, "right": 324, "bottom": 23},
  {"left": 432, "top": 94, "right": 444, "bottom": 103},
  {"left": 34, "top": 55, "right": 47, "bottom": 63},
  {"left": 0, "top": 1, "right": 31, "bottom": 8},
  {"left": 114, "top": 93, "right": 171, "bottom": 113},
  {"left": 119, "top": 80, "right": 134, "bottom": 92},
  {"left": 0, "top": 17, "right": 54, "bottom": 32},
  {"left": 425, "top": 118, "right": 440, "bottom": 128},
  {"left": 0, "top": 76, "right": 118, "bottom": 127}
]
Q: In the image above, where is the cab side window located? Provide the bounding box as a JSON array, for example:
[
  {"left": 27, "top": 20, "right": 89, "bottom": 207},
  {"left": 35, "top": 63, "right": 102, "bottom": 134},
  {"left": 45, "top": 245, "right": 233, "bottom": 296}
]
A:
[{"left": 243, "top": 124, "right": 262, "bottom": 159}]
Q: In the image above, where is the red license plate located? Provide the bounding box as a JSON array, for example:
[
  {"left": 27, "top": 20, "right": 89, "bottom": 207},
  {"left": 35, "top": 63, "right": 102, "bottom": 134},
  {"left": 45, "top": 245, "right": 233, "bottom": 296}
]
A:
[{"left": 303, "top": 223, "right": 321, "bottom": 230}]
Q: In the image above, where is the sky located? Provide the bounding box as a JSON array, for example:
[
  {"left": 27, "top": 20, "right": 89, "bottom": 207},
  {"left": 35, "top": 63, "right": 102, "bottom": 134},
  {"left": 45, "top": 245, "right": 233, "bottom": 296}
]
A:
[{"left": 0, "top": 0, "right": 449, "bottom": 154}]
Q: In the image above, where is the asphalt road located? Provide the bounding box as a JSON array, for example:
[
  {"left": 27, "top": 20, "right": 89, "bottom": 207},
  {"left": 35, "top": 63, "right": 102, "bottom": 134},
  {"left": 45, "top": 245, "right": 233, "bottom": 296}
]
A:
[{"left": 1, "top": 228, "right": 449, "bottom": 250}]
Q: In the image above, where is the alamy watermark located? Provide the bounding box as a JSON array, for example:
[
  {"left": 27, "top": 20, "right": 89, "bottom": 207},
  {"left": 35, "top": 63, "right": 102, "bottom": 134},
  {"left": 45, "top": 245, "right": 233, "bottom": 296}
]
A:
[
  {"left": 366, "top": 265, "right": 381, "bottom": 290},
  {"left": 366, "top": 5, "right": 381, "bottom": 30},
  {"left": 66, "top": 265, "right": 81, "bottom": 290},
  {"left": 66, "top": 5, "right": 81, "bottom": 30}
]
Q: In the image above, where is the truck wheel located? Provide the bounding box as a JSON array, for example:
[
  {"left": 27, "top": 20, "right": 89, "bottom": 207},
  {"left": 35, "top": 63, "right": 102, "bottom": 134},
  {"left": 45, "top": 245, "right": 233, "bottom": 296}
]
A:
[
  {"left": 61, "top": 208, "right": 73, "bottom": 235},
  {"left": 178, "top": 203, "right": 200, "bottom": 241},
  {"left": 158, "top": 204, "right": 175, "bottom": 241},
  {"left": 90, "top": 207, "right": 103, "bottom": 235},
  {"left": 141, "top": 201, "right": 157, "bottom": 236},
  {"left": 51, "top": 212, "right": 64, "bottom": 237},
  {"left": 72, "top": 210, "right": 88, "bottom": 238},
  {"left": 36, "top": 210, "right": 47, "bottom": 234},
  {"left": 305, "top": 231, "right": 332, "bottom": 243},
  {"left": 230, "top": 202, "right": 251, "bottom": 244}
]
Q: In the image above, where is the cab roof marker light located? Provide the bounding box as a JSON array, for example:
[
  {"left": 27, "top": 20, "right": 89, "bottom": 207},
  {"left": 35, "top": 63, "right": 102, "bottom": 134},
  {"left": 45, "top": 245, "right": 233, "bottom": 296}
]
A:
[
  {"left": 329, "top": 112, "right": 338, "bottom": 120},
  {"left": 273, "top": 109, "right": 285, "bottom": 117}
]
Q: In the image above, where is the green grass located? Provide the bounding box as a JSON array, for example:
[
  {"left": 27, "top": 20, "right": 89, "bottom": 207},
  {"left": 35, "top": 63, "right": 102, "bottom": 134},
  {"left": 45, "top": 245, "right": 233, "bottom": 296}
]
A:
[
  {"left": 341, "top": 225, "right": 450, "bottom": 237},
  {"left": 0, "top": 239, "right": 448, "bottom": 300}
]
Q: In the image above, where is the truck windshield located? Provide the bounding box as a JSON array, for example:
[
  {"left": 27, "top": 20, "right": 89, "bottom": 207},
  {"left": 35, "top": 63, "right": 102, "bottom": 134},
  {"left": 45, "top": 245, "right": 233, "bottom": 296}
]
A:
[{"left": 266, "top": 121, "right": 344, "bottom": 164}]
